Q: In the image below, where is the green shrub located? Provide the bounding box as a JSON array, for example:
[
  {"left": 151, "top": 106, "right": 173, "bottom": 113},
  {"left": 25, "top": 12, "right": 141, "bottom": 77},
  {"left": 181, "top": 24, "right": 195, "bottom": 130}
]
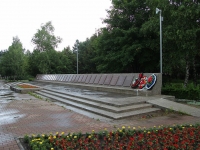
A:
[{"left": 162, "top": 83, "right": 200, "bottom": 101}]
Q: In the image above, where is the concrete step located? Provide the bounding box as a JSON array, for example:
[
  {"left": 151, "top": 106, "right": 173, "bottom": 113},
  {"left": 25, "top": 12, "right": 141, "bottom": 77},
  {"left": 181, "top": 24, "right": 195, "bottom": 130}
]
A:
[
  {"left": 35, "top": 91, "right": 160, "bottom": 119},
  {"left": 35, "top": 89, "right": 161, "bottom": 119},
  {"left": 43, "top": 88, "right": 147, "bottom": 107},
  {"left": 36, "top": 90, "right": 153, "bottom": 113}
]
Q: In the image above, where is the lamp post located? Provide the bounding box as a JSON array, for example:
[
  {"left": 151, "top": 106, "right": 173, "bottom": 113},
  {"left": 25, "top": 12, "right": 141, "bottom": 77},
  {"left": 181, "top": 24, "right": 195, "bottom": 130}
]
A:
[
  {"left": 156, "top": 8, "right": 163, "bottom": 74},
  {"left": 76, "top": 48, "right": 78, "bottom": 74}
]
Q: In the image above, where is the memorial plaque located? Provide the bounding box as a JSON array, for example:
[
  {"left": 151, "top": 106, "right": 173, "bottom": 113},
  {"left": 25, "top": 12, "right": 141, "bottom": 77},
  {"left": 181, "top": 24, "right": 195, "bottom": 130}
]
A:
[
  {"left": 110, "top": 75, "right": 119, "bottom": 86},
  {"left": 104, "top": 75, "right": 113, "bottom": 85},
  {"left": 58, "top": 75, "right": 62, "bottom": 81},
  {"left": 68, "top": 75, "right": 73, "bottom": 82},
  {"left": 71, "top": 75, "right": 76, "bottom": 82},
  {"left": 64, "top": 74, "right": 70, "bottom": 82},
  {"left": 89, "top": 74, "right": 97, "bottom": 84},
  {"left": 123, "top": 75, "right": 134, "bottom": 87},
  {"left": 61, "top": 75, "right": 65, "bottom": 81},
  {"left": 46, "top": 75, "right": 50, "bottom": 80},
  {"left": 57, "top": 75, "right": 60, "bottom": 81},
  {"left": 66, "top": 75, "right": 70, "bottom": 81},
  {"left": 61, "top": 74, "right": 67, "bottom": 81},
  {"left": 78, "top": 75, "right": 83, "bottom": 82},
  {"left": 98, "top": 75, "right": 107, "bottom": 85},
  {"left": 94, "top": 74, "right": 102, "bottom": 84},
  {"left": 74, "top": 75, "right": 80, "bottom": 82},
  {"left": 55, "top": 75, "right": 59, "bottom": 81},
  {"left": 51, "top": 75, "right": 55, "bottom": 80},
  {"left": 43, "top": 75, "right": 46, "bottom": 80},
  {"left": 81, "top": 75, "right": 88, "bottom": 83},
  {"left": 53, "top": 75, "right": 56, "bottom": 80},
  {"left": 62, "top": 75, "right": 65, "bottom": 81},
  {"left": 116, "top": 75, "right": 126, "bottom": 86},
  {"left": 85, "top": 75, "right": 92, "bottom": 84},
  {"left": 48, "top": 75, "right": 52, "bottom": 80},
  {"left": 50, "top": 75, "right": 53, "bottom": 80},
  {"left": 56, "top": 75, "right": 59, "bottom": 81}
]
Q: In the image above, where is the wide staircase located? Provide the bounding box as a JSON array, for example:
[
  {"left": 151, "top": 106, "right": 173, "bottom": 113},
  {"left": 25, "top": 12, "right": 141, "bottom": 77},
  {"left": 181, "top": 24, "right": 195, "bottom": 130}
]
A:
[{"left": 34, "top": 87, "right": 161, "bottom": 120}]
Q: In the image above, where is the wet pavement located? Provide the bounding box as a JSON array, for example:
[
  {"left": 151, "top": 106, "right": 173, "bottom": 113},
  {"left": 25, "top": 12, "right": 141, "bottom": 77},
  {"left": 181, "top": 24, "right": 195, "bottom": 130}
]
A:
[{"left": 0, "top": 80, "right": 200, "bottom": 150}]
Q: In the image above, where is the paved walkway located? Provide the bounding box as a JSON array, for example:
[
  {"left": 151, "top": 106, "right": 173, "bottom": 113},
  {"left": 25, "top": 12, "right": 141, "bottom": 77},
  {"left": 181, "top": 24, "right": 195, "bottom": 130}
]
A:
[
  {"left": 148, "top": 98, "right": 200, "bottom": 117},
  {"left": 0, "top": 81, "right": 200, "bottom": 150}
]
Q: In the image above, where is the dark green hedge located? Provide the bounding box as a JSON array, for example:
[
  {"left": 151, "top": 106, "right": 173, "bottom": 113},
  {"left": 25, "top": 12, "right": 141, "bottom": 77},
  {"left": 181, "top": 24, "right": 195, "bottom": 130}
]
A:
[{"left": 162, "top": 83, "right": 200, "bottom": 101}]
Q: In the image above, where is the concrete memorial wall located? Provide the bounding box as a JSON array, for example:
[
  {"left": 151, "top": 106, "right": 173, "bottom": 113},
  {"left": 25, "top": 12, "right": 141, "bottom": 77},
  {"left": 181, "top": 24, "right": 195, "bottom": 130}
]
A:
[{"left": 36, "top": 73, "right": 162, "bottom": 95}]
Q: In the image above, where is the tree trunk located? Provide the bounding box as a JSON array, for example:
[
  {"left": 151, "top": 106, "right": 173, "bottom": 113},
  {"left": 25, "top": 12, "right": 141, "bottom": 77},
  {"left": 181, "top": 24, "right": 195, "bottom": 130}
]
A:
[{"left": 184, "top": 59, "right": 190, "bottom": 88}]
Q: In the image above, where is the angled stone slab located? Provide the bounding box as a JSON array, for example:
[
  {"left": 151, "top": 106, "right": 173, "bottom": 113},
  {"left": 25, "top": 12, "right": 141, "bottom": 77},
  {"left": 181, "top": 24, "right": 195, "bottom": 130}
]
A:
[
  {"left": 78, "top": 75, "right": 84, "bottom": 82},
  {"left": 58, "top": 75, "right": 62, "bottom": 81},
  {"left": 61, "top": 75, "right": 66, "bottom": 81},
  {"left": 104, "top": 74, "right": 113, "bottom": 85},
  {"left": 116, "top": 75, "right": 126, "bottom": 86},
  {"left": 57, "top": 75, "right": 60, "bottom": 81},
  {"left": 81, "top": 75, "right": 88, "bottom": 83},
  {"left": 64, "top": 75, "right": 69, "bottom": 81},
  {"left": 55, "top": 75, "right": 59, "bottom": 81},
  {"left": 123, "top": 75, "right": 134, "bottom": 87},
  {"left": 51, "top": 75, "right": 55, "bottom": 80},
  {"left": 65, "top": 74, "right": 71, "bottom": 82},
  {"left": 110, "top": 75, "right": 119, "bottom": 86},
  {"left": 44, "top": 75, "right": 48, "bottom": 80},
  {"left": 68, "top": 75, "right": 74, "bottom": 82},
  {"left": 51, "top": 75, "right": 56, "bottom": 81},
  {"left": 47, "top": 75, "right": 52, "bottom": 80},
  {"left": 71, "top": 75, "right": 77, "bottom": 82},
  {"left": 94, "top": 74, "right": 102, "bottom": 84},
  {"left": 52, "top": 75, "right": 55, "bottom": 80},
  {"left": 62, "top": 75, "right": 68, "bottom": 81},
  {"left": 48, "top": 75, "right": 52, "bottom": 80},
  {"left": 98, "top": 74, "right": 107, "bottom": 85},
  {"left": 74, "top": 75, "right": 80, "bottom": 82},
  {"left": 85, "top": 74, "right": 92, "bottom": 84},
  {"left": 89, "top": 74, "right": 97, "bottom": 84},
  {"left": 43, "top": 75, "right": 47, "bottom": 80}
]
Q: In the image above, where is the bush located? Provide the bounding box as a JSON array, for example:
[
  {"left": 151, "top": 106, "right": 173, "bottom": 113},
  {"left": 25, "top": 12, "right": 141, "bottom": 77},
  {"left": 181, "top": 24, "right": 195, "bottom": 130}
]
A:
[{"left": 162, "top": 83, "right": 200, "bottom": 101}]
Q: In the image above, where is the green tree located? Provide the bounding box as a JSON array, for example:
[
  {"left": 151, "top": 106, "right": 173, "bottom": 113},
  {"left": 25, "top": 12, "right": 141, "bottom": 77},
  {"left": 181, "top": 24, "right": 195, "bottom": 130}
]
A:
[
  {"left": 29, "top": 21, "right": 63, "bottom": 75},
  {"left": 143, "top": 0, "right": 200, "bottom": 87},
  {"left": 0, "top": 37, "right": 27, "bottom": 79},
  {"left": 94, "top": 0, "right": 159, "bottom": 73},
  {"left": 31, "top": 21, "right": 62, "bottom": 52},
  {"left": 76, "top": 35, "right": 99, "bottom": 73}
]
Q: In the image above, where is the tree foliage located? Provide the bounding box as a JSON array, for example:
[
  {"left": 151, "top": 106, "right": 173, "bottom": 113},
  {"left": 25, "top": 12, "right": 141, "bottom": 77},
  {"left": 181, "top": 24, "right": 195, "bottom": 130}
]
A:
[
  {"left": 1, "top": 1, "right": 200, "bottom": 87},
  {"left": 31, "top": 21, "right": 62, "bottom": 52},
  {"left": 0, "top": 37, "right": 27, "bottom": 79}
]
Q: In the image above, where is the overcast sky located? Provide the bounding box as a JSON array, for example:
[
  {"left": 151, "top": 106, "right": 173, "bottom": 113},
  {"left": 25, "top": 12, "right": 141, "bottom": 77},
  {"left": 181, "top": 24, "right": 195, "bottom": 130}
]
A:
[{"left": 0, "top": 0, "right": 112, "bottom": 51}]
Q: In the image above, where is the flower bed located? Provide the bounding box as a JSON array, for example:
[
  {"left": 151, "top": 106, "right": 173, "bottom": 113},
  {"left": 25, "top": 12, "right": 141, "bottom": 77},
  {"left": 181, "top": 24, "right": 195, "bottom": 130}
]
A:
[
  {"left": 10, "top": 83, "right": 42, "bottom": 94},
  {"left": 18, "top": 84, "right": 38, "bottom": 88},
  {"left": 21, "top": 124, "right": 200, "bottom": 150}
]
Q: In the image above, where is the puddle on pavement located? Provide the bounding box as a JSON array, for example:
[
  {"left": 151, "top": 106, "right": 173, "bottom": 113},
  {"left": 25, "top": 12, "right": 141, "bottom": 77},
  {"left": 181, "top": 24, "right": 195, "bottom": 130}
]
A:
[{"left": 0, "top": 88, "right": 26, "bottom": 125}]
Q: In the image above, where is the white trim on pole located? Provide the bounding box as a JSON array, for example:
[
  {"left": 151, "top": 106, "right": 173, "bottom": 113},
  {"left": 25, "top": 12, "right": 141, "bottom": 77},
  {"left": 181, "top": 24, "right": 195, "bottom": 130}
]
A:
[{"left": 156, "top": 8, "right": 163, "bottom": 74}]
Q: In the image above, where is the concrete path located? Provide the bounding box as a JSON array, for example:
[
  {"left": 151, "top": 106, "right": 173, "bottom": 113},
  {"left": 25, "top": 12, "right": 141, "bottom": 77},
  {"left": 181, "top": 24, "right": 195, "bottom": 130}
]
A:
[
  {"left": 0, "top": 81, "right": 200, "bottom": 150},
  {"left": 148, "top": 98, "right": 200, "bottom": 117}
]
